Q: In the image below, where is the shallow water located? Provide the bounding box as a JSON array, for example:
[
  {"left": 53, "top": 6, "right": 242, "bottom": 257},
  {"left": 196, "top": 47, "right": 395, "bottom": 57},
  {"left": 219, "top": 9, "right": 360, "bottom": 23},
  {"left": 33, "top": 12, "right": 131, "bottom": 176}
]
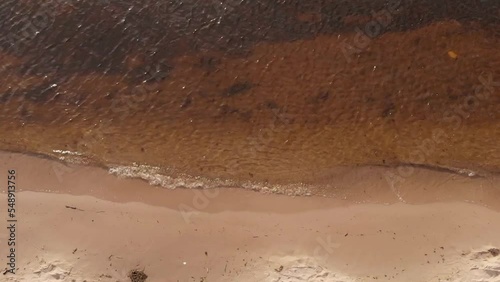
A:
[{"left": 0, "top": 1, "right": 499, "bottom": 192}]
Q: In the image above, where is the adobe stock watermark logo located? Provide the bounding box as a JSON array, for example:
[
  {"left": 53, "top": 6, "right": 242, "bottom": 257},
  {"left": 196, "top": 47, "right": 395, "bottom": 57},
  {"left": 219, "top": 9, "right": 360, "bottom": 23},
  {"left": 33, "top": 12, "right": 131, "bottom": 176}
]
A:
[
  {"left": 383, "top": 71, "right": 500, "bottom": 200},
  {"left": 178, "top": 188, "right": 220, "bottom": 224},
  {"left": 0, "top": 0, "right": 126, "bottom": 56},
  {"left": 0, "top": 1, "right": 57, "bottom": 56},
  {"left": 313, "top": 234, "right": 341, "bottom": 261},
  {"left": 74, "top": 62, "right": 167, "bottom": 152},
  {"left": 226, "top": 105, "right": 293, "bottom": 177},
  {"left": 51, "top": 158, "right": 76, "bottom": 184},
  {"left": 340, "top": 0, "right": 407, "bottom": 62}
]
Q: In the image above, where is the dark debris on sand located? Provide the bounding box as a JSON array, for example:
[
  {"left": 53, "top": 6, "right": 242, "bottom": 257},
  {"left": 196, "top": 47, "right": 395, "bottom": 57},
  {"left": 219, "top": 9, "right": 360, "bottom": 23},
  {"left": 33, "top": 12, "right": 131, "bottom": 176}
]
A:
[{"left": 128, "top": 269, "right": 148, "bottom": 282}]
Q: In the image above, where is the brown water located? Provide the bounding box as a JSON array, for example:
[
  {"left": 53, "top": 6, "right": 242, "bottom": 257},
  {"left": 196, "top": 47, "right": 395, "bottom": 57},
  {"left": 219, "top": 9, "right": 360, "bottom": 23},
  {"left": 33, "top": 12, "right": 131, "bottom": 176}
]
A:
[{"left": 0, "top": 0, "right": 499, "bottom": 193}]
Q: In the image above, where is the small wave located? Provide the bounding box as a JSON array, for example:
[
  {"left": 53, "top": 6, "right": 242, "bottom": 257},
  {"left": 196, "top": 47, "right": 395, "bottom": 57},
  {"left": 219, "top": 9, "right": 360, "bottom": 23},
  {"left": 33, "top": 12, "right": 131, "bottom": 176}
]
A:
[
  {"left": 108, "top": 164, "right": 236, "bottom": 190},
  {"left": 52, "top": 150, "right": 83, "bottom": 156},
  {"left": 51, "top": 149, "right": 91, "bottom": 165},
  {"left": 108, "top": 164, "right": 313, "bottom": 196}
]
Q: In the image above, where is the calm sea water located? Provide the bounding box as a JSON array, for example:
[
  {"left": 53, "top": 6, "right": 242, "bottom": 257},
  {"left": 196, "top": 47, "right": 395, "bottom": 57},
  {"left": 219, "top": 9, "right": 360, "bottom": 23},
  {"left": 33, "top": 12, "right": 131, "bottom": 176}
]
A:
[{"left": 0, "top": 0, "right": 499, "bottom": 193}]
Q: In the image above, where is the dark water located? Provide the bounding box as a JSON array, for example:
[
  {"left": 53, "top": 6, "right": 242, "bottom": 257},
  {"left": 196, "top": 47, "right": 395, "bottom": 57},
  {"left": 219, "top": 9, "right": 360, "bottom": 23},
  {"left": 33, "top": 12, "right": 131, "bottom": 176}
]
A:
[{"left": 0, "top": 0, "right": 499, "bottom": 192}]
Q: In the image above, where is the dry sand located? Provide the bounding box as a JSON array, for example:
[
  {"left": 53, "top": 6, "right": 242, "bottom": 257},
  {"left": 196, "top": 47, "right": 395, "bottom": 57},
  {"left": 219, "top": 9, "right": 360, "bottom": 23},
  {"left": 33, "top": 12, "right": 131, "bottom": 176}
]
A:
[{"left": 1, "top": 152, "right": 500, "bottom": 282}]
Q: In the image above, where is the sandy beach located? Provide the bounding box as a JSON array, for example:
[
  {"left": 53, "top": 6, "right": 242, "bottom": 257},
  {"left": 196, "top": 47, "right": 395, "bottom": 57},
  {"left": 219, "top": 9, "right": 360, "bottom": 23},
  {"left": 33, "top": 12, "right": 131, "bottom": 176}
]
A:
[
  {"left": 1, "top": 152, "right": 499, "bottom": 282},
  {"left": 0, "top": 1, "right": 499, "bottom": 281}
]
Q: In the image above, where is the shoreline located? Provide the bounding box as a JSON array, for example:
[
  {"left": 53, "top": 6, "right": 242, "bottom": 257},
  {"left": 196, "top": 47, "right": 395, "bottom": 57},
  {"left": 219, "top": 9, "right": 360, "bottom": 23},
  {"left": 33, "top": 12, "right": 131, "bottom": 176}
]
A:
[
  {"left": 1, "top": 1, "right": 499, "bottom": 280},
  {"left": 2, "top": 150, "right": 499, "bottom": 207},
  {"left": 0, "top": 152, "right": 500, "bottom": 281}
]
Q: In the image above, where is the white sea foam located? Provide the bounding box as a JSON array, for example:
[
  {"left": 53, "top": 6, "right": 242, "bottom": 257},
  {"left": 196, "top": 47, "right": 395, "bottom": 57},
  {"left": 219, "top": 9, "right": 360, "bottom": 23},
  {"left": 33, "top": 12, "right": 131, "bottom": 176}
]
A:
[
  {"left": 51, "top": 149, "right": 90, "bottom": 165},
  {"left": 108, "top": 163, "right": 235, "bottom": 190},
  {"left": 52, "top": 150, "right": 83, "bottom": 156},
  {"left": 108, "top": 163, "right": 313, "bottom": 196}
]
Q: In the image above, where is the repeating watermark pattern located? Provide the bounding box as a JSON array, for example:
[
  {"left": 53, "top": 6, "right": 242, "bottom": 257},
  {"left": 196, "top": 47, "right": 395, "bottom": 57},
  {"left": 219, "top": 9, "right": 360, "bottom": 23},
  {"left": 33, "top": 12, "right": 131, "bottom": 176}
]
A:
[
  {"left": 1, "top": 0, "right": 63, "bottom": 56},
  {"left": 383, "top": 71, "right": 500, "bottom": 200},
  {"left": 1, "top": 0, "right": 109, "bottom": 118},
  {"left": 0, "top": 0, "right": 125, "bottom": 56},
  {"left": 51, "top": 157, "right": 77, "bottom": 184},
  {"left": 178, "top": 188, "right": 220, "bottom": 224},
  {"left": 0, "top": 0, "right": 59, "bottom": 117},
  {"left": 76, "top": 62, "right": 167, "bottom": 151},
  {"left": 5, "top": 0, "right": 497, "bottom": 223},
  {"left": 313, "top": 235, "right": 341, "bottom": 261},
  {"left": 227, "top": 104, "right": 294, "bottom": 177},
  {"left": 340, "top": 0, "right": 406, "bottom": 62},
  {"left": 178, "top": 98, "right": 294, "bottom": 222},
  {"left": 49, "top": 62, "right": 167, "bottom": 181}
]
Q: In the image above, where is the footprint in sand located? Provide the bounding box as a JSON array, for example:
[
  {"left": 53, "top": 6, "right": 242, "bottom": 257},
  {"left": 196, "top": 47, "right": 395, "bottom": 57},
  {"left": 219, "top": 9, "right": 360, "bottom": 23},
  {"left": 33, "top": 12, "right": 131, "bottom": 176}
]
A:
[
  {"left": 263, "top": 256, "right": 354, "bottom": 282},
  {"left": 451, "top": 247, "right": 500, "bottom": 282},
  {"left": 31, "top": 259, "right": 71, "bottom": 281}
]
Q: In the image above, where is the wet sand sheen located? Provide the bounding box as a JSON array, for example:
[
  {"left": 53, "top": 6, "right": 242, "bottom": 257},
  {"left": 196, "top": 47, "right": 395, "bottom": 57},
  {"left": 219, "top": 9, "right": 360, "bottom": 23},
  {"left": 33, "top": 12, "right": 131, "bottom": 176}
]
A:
[{"left": 1, "top": 152, "right": 500, "bottom": 281}]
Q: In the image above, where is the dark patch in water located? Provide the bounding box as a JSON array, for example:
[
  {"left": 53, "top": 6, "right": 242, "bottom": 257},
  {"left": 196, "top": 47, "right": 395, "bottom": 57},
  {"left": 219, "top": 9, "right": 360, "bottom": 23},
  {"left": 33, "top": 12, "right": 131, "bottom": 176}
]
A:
[
  {"left": 217, "top": 104, "right": 253, "bottom": 122},
  {"left": 382, "top": 103, "right": 396, "bottom": 118},
  {"left": 0, "top": 0, "right": 498, "bottom": 79},
  {"left": 312, "top": 91, "right": 330, "bottom": 103},
  {"left": 239, "top": 110, "right": 253, "bottom": 122},
  {"left": 1, "top": 83, "right": 58, "bottom": 103},
  {"left": 131, "top": 63, "right": 171, "bottom": 85},
  {"left": 197, "top": 56, "right": 221, "bottom": 72},
  {"left": 224, "top": 82, "right": 253, "bottom": 96},
  {"left": 266, "top": 101, "right": 279, "bottom": 109}
]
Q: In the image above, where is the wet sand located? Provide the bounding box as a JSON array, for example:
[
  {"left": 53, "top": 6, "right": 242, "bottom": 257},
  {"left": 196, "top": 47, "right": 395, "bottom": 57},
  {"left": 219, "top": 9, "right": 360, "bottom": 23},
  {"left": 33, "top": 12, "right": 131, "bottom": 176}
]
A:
[{"left": 1, "top": 152, "right": 500, "bottom": 281}]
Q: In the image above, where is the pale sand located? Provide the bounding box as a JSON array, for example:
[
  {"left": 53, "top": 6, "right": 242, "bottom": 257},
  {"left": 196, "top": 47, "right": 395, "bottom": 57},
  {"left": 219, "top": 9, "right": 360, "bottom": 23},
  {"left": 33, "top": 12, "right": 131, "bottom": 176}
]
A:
[{"left": 0, "top": 152, "right": 500, "bottom": 282}]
